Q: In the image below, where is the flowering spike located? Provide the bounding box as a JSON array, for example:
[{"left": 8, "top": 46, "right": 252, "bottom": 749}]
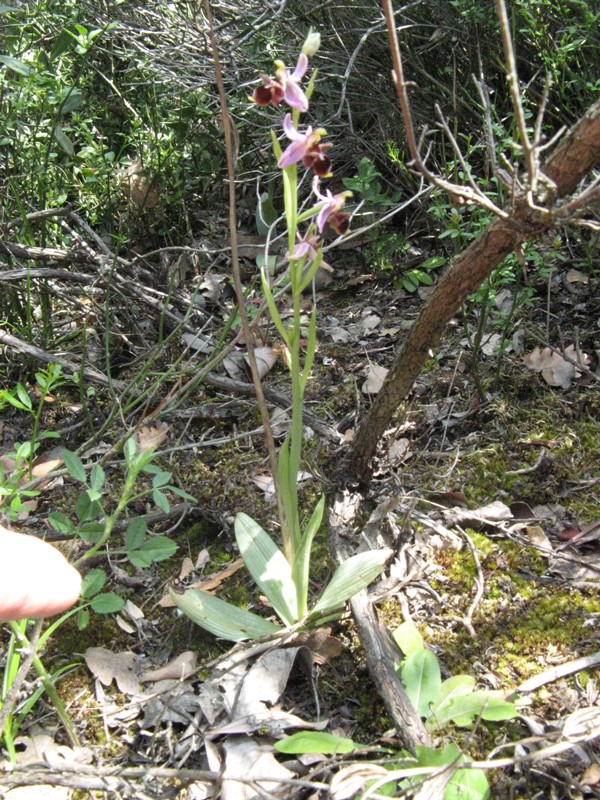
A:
[
  {"left": 302, "top": 30, "right": 321, "bottom": 58},
  {"left": 311, "top": 177, "right": 352, "bottom": 234},
  {"left": 278, "top": 114, "right": 331, "bottom": 173}
]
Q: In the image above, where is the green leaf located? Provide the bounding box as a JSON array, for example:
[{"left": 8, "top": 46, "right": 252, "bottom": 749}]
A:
[
  {"left": 152, "top": 489, "right": 170, "bottom": 512},
  {"left": 235, "top": 513, "right": 298, "bottom": 625},
  {"left": 169, "top": 587, "right": 281, "bottom": 642},
  {"left": 123, "top": 437, "right": 137, "bottom": 463},
  {"left": 53, "top": 124, "right": 74, "bottom": 157},
  {"left": 81, "top": 568, "right": 106, "bottom": 598},
  {"left": 393, "top": 621, "right": 425, "bottom": 657},
  {"left": 77, "top": 608, "right": 90, "bottom": 630},
  {"left": 310, "top": 549, "right": 392, "bottom": 616},
  {"left": 152, "top": 470, "right": 172, "bottom": 488},
  {"left": 168, "top": 486, "right": 197, "bottom": 502},
  {"left": 48, "top": 512, "right": 74, "bottom": 535},
  {"left": 75, "top": 490, "right": 102, "bottom": 522},
  {"left": 428, "top": 675, "right": 476, "bottom": 728},
  {"left": 89, "top": 463, "right": 105, "bottom": 492},
  {"left": 129, "top": 536, "right": 177, "bottom": 567},
  {"left": 291, "top": 495, "right": 325, "bottom": 618},
  {"left": 430, "top": 690, "right": 517, "bottom": 729},
  {"left": 255, "top": 191, "right": 278, "bottom": 236},
  {"left": 400, "top": 650, "right": 442, "bottom": 718},
  {"left": 58, "top": 87, "right": 84, "bottom": 115},
  {"left": 90, "top": 592, "right": 125, "bottom": 614},
  {"left": 0, "top": 55, "right": 31, "bottom": 76},
  {"left": 61, "top": 449, "right": 87, "bottom": 483},
  {"left": 446, "top": 767, "right": 490, "bottom": 800},
  {"left": 78, "top": 521, "right": 105, "bottom": 544},
  {"left": 275, "top": 731, "right": 366, "bottom": 755},
  {"left": 125, "top": 517, "right": 147, "bottom": 551}
]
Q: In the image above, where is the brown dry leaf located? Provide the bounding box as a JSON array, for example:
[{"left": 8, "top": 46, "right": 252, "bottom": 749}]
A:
[
  {"left": 387, "top": 437, "right": 411, "bottom": 465},
  {"left": 140, "top": 651, "right": 197, "bottom": 683},
  {"left": 582, "top": 763, "right": 600, "bottom": 789},
  {"left": 358, "top": 312, "right": 381, "bottom": 336},
  {"left": 221, "top": 738, "right": 295, "bottom": 800},
  {"left": 31, "top": 455, "right": 63, "bottom": 479},
  {"left": 291, "top": 627, "right": 343, "bottom": 665},
  {"left": 566, "top": 268, "right": 589, "bottom": 285},
  {"left": 521, "top": 526, "right": 553, "bottom": 555},
  {"left": 134, "top": 423, "right": 169, "bottom": 452},
  {"left": 181, "top": 332, "right": 214, "bottom": 354},
  {"left": 244, "top": 346, "right": 278, "bottom": 380},
  {"left": 523, "top": 345, "right": 589, "bottom": 388},
  {"left": 329, "top": 763, "right": 391, "bottom": 800},
  {"left": 361, "top": 364, "right": 388, "bottom": 394},
  {"left": 158, "top": 558, "right": 244, "bottom": 607},
  {"left": 84, "top": 647, "right": 141, "bottom": 695},
  {"left": 444, "top": 500, "right": 513, "bottom": 529}
]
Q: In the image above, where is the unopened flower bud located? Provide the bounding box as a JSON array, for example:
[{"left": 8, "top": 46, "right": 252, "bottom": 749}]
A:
[{"left": 302, "top": 30, "right": 321, "bottom": 57}]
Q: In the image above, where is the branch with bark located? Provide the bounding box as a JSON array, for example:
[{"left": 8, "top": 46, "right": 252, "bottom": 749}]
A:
[{"left": 347, "top": 0, "right": 600, "bottom": 482}]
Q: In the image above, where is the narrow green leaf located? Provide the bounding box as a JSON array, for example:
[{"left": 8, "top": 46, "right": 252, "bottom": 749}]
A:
[
  {"left": 53, "top": 124, "right": 74, "bottom": 157},
  {"left": 274, "top": 731, "right": 365, "bottom": 755},
  {"left": 16, "top": 383, "right": 32, "bottom": 409},
  {"left": 400, "top": 650, "right": 442, "bottom": 717},
  {"left": 168, "top": 486, "right": 197, "bottom": 502},
  {"left": 169, "top": 587, "right": 280, "bottom": 642},
  {"left": 310, "top": 549, "right": 391, "bottom": 616},
  {"left": 291, "top": 495, "right": 325, "bottom": 618},
  {"left": 392, "top": 621, "right": 425, "bottom": 657},
  {"left": 261, "top": 269, "right": 290, "bottom": 348},
  {"left": 61, "top": 449, "right": 87, "bottom": 483},
  {"left": 235, "top": 513, "right": 298, "bottom": 625}
]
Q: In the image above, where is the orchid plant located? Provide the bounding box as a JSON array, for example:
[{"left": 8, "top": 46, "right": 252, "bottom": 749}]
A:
[{"left": 171, "top": 32, "right": 390, "bottom": 642}]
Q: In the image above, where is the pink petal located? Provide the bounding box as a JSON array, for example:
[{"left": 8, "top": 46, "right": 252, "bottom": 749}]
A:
[
  {"left": 316, "top": 202, "right": 333, "bottom": 232},
  {"left": 282, "top": 113, "right": 305, "bottom": 141},
  {"left": 278, "top": 139, "right": 309, "bottom": 168},
  {"left": 290, "top": 52, "right": 308, "bottom": 82},
  {"left": 284, "top": 81, "right": 309, "bottom": 112}
]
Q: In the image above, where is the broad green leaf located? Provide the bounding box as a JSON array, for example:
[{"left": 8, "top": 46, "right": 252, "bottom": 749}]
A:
[
  {"left": 129, "top": 536, "right": 177, "bottom": 567},
  {"left": 169, "top": 587, "right": 280, "bottom": 642},
  {"left": 275, "top": 731, "right": 365, "bottom": 755},
  {"left": 53, "top": 124, "right": 74, "bottom": 157},
  {"left": 61, "top": 449, "right": 87, "bottom": 483},
  {"left": 90, "top": 463, "right": 105, "bottom": 492},
  {"left": 78, "top": 521, "right": 104, "bottom": 544},
  {"left": 400, "top": 650, "right": 441, "bottom": 718},
  {"left": 235, "top": 513, "right": 298, "bottom": 625},
  {"left": 81, "top": 568, "right": 106, "bottom": 598},
  {"left": 446, "top": 767, "right": 490, "bottom": 800},
  {"left": 428, "top": 675, "right": 476, "bottom": 728},
  {"left": 255, "top": 191, "right": 278, "bottom": 236},
  {"left": 0, "top": 55, "right": 31, "bottom": 76},
  {"left": 123, "top": 437, "right": 137, "bottom": 463},
  {"left": 393, "top": 621, "right": 425, "bottom": 657},
  {"left": 151, "top": 470, "right": 171, "bottom": 488},
  {"left": 75, "top": 490, "right": 102, "bottom": 522},
  {"left": 48, "top": 512, "right": 74, "bottom": 535},
  {"left": 437, "top": 690, "right": 517, "bottom": 728},
  {"left": 125, "top": 517, "right": 147, "bottom": 551},
  {"left": 291, "top": 496, "right": 325, "bottom": 618},
  {"left": 90, "top": 592, "right": 125, "bottom": 614},
  {"left": 58, "top": 87, "right": 84, "bottom": 115},
  {"left": 310, "top": 549, "right": 392, "bottom": 616}
]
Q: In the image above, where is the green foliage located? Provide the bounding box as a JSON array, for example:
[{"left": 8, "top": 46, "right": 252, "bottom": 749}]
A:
[
  {"left": 0, "top": 365, "right": 64, "bottom": 520},
  {"left": 393, "top": 621, "right": 518, "bottom": 732},
  {"left": 48, "top": 437, "right": 193, "bottom": 629}
]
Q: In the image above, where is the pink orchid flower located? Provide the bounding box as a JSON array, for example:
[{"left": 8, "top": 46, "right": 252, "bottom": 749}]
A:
[
  {"left": 278, "top": 114, "right": 333, "bottom": 176},
  {"left": 312, "top": 177, "right": 352, "bottom": 234},
  {"left": 253, "top": 53, "right": 309, "bottom": 112}
]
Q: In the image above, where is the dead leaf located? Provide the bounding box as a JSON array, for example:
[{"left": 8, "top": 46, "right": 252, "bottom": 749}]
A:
[
  {"left": 245, "top": 346, "right": 278, "bottom": 380},
  {"left": 565, "top": 268, "right": 589, "bottom": 285},
  {"left": 221, "top": 738, "right": 295, "bottom": 800},
  {"left": 159, "top": 558, "right": 244, "bottom": 607},
  {"left": 291, "top": 627, "right": 343, "bottom": 664},
  {"left": 521, "top": 526, "right": 553, "bottom": 554},
  {"left": 358, "top": 312, "right": 381, "bottom": 336},
  {"left": 361, "top": 364, "right": 389, "bottom": 394},
  {"left": 444, "top": 500, "right": 513, "bottom": 530},
  {"left": 182, "top": 332, "right": 215, "bottom": 354},
  {"left": 387, "top": 437, "right": 411, "bottom": 465},
  {"left": 140, "top": 651, "right": 197, "bottom": 682},
  {"left": 84, "top": 647, "right": 141, "bottom": 695},
  {"left": 524, "top": 345, "right": 589, "bottom": 388},
  {"left": 134, "top": 423, "right": 169, "bottom": 452},
  {"left": 329, "top": 763, "right": 391, "bottom": 800},
  {"left": 582, "top": 763, "right": 600, "bottom": 789}
]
